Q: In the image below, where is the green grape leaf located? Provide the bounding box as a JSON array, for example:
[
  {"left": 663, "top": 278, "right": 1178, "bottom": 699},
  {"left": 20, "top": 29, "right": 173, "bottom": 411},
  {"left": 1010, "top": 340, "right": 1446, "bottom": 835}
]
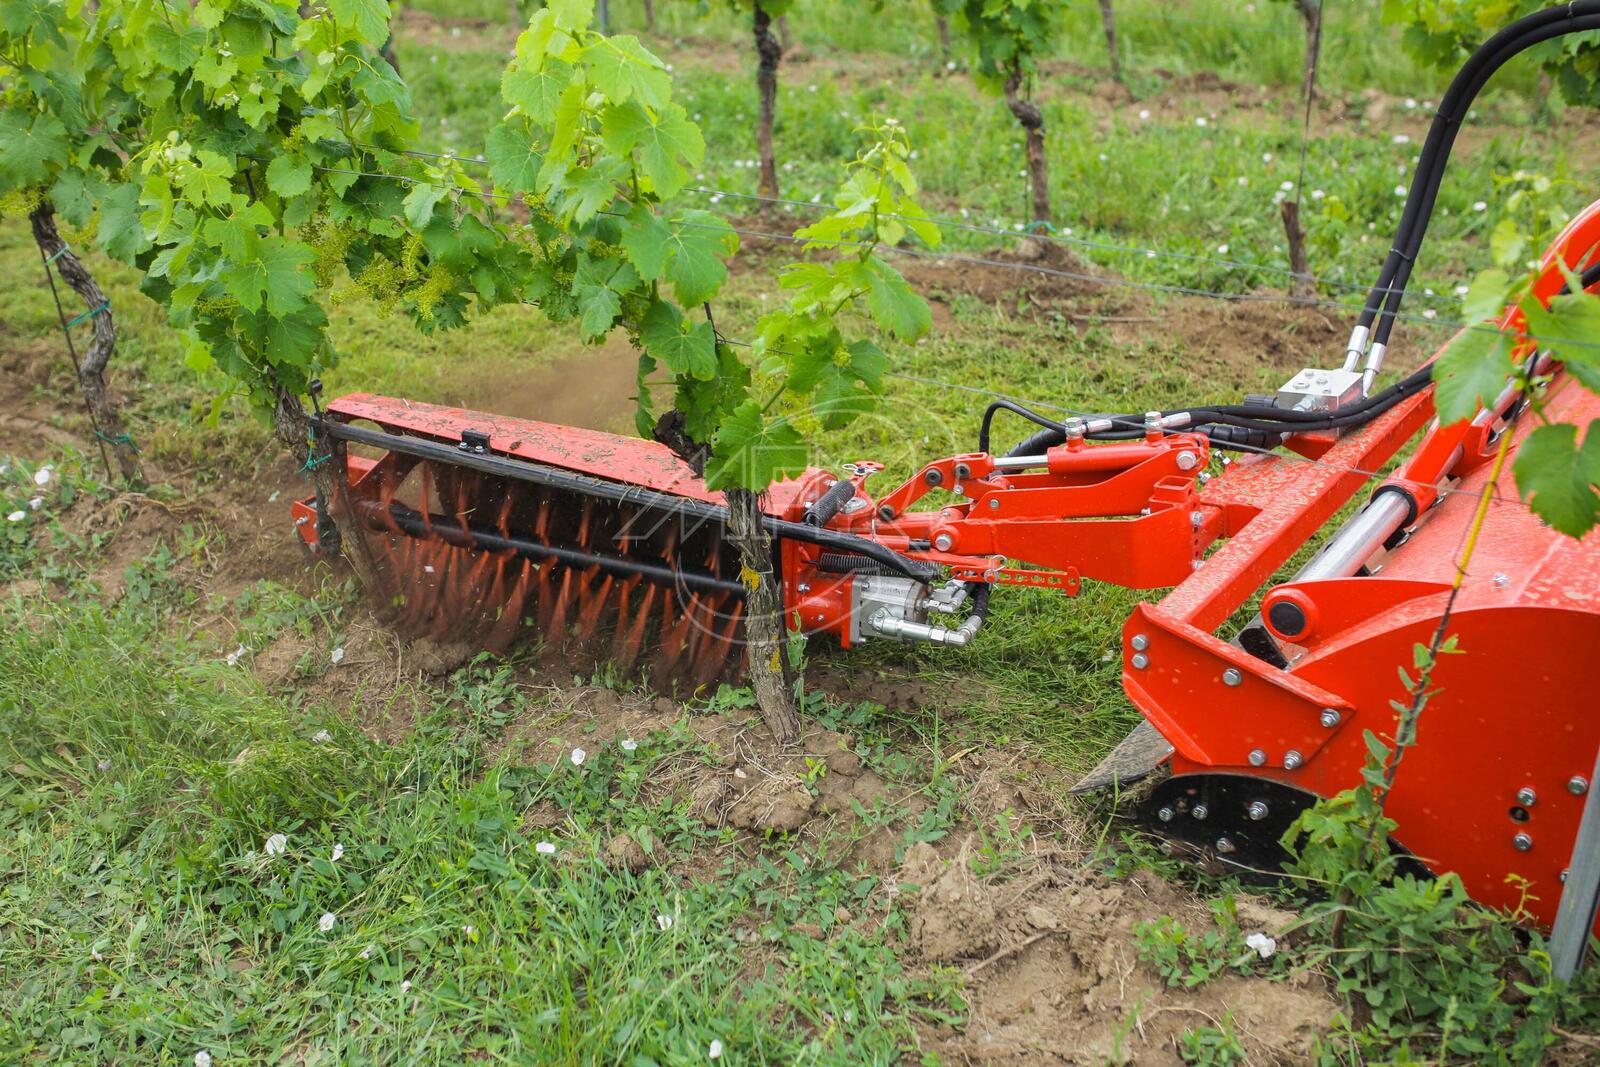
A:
[
  {"left": 549, "top": 0, "right": 594, "bottom": 31},
  {"left": 1460, "top": 268, "right": 1510, "bottom": 323},
  {"left": 1432, "top": 325, "right": 1514, "bottom": 425},
  {"left": 0, "top": 110, "right": 67, "bottom": 188},
  {"left": 485, "top": 121, "right": 545, "bottom": 194},
  {"left": 662, "top": 210, "right": 736, "bottom": 306},
  {"left": 600, "top": 100, "right": 703, "bottom": 197},
  {"left": 572, "top": 253, "right": 639, "bottom": 340},
  {"left": 704, "top": 400, "right": 808, "bottom": 492},
  {"left": 1522, "top": 292, "right": 1600, "bottom": 380},
  {"left": 640, "top": 299, "right": 716, "bottom": 380},
  {"left": 403, "top": 179, "right": 450, "bottom": 229},
  {"left": 2, "top": 0, "right": 68, "bottom": 46},
  {"left": 328, "top": 0, "right": 392, "bottom": 47},
  {"left": 503, "top": 57, "right": 574, "bottom": 124},
  {"left": 618, "top": 202, "right": 673, "bottom": 279},
  {"left": 97, "top": 182, "right": 152, "bottom": 263},
  {"left": 580, "top": 34, "right": 671, "bottom": 110},
  {"left": 1513, "top": 421, "right": 1600, "bottom": 537},
  {"left": 222, "top": 236, "right": 315, "bottom": 316},
  {"left": 266, "top": 153, "right": 313, "bottom": 198},
  {"left": 553, "top": 157, "right": 629, "bottom": 224},
  {"left": 179, "top": 150, "right": 236, "bottom": 208},
  {"left": 858, "top": 255, "right": 932, "bottom": 341},
  {"left": 149, "top": 20, "right": 205, "bottom": 72},
  {"left": 238, "top": 302, "right": 328, "bottom": 370},
  {"left": 193, "top": 51, "right": 238, "bottom": 90},
  {"left": 50, "top": 168, "right": 104, "bottom": 228}
]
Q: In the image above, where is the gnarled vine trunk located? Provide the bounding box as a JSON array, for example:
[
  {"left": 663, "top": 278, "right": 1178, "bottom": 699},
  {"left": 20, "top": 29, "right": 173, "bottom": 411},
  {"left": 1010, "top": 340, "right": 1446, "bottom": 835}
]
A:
[
  {"left": 724, "top": 485, "right": 800, "bottom": 743},
  {"left": 28, "top": 204, "right": 142, "bottom": 484},
  {"left": 935, "top": 14, "right": 950, "bottom": 66},
  {"left": 1003, "top": 62, "right": 1050, "bottom": 226},
  {"left": 752, "top": 3, "right": 783, "bottom": 200},
  {"left": 653, "top": 409, "right": 798, "bottom": 745},
  {"left": 643, "top": 0, "right": 655, "bottom": 33},
  {"left": 1098, "top": 0, "right": 1122, "bottom": 84}
]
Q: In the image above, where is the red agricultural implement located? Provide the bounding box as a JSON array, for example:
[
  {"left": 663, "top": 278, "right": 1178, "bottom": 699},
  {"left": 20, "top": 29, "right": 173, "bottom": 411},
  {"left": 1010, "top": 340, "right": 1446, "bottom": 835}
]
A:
[{"left": 295, "top": 5, "right": 1600, "bottom": 930}]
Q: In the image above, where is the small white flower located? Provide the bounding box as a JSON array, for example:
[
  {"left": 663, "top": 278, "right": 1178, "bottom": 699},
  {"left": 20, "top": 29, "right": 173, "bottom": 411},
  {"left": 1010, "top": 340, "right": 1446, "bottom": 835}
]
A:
[
  {"left": 1236, "top": 176, "right": 1248, "bottom": 186},
  {"left": 1138, "top": 109, "right": 1150, "bottom": 120},
  {"left": 1394, "top": 185, "right": 1407, "bottom": 197},
  {"left": 1405, "top": 97, "right": 1418, "bottom": 109},
  {"left": 6, "top": 511, "right": 24, "bottom": 523},
  {"left": 462, "top": 924, "right": 475, "bottom": 935},
  {"left": 709, "top": 1040, "right": 724, "bottom": 1060},
  {"left": 195, "top": 1053, "right": 213, "bottom": 1067},
  {"left": 1423, "top": 308, "right": 1438, "bottom": 319},
  {"left": 1473, "top": 201, "right": 1487, "bottom": 212},
  {"left": 264, "top": 833, "right": 288, "bottom": 857},
  {"left": 1455, "top": 285, "right": 1470, "bottom": 296},
  {"left": 1311, "top": 189, "right": 1325, "bottom": 200},
  {"left": 450, "top": 25, "right": 461, "bottom": 36},
  {"left": 1098, "top": 153, "right": 1108, "bottom": 162},
  {"left": 330, "top": 647, "right": 345, "bottom": 665},
  {"left": 656, "top": 913, "right": 674, "bottom": 930},
  {"left": 1216, "top": 244, "right": 1229, "bottom": 255},
  {"left": 401, "top": 980, "right": 412, "bottom": 993},
  {"left": 620, "top": 739, "right": 638, "bottom": 752},
  {"left": 945, "top": 60, "right": 957, "bottom": 71},
  {"left": 1244, "top": 931, "right": 1277, "bottom": 959},
  {"left": 33, "top": 467, "right": 51, "bottom": 487},
  {"left": 1195, "top": 116, "right": 1208, "bottom": 127},
  {"left": 359, "top": 945, "right": 372, "bottom": 959},
  {"left": 1279, "top": 180, "right": 1294, "bottom": 192},
  {"left": 535, "top": 841, "right": 557, "bottom": 855},
  {"left": 225, "top": 644, "right": 246, "bottom": 667},
  {"left": 570, "top": 747, "right": 587, "bottom": 766},
  {"left": 1262, "top": 152, "right": 1273, "bottom": 163},
  {"left": 1392, "top": 134, "right": 1411, "bottom": 144},
  {"left": 97, "top": 758, "right": 112, "bottom": 772},
  {"left": 330, "top": 843, "right": 345, "bottom": 862},
  {"left": 807, "top": 84, "right": 817, "bottom": 92},
  {"left": 312, "top": 729, "right": 333, "bottom": 744},
  {"left": 28, "top": 496, "right": 42, "bottom": 510},
  {"left": 319, "top": 912, "right": 336, "bottom": 933}
]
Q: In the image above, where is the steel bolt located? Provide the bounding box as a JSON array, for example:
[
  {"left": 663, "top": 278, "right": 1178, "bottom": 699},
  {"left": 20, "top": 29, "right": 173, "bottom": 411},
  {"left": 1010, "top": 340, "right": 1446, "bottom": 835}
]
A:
[
  {"left": 1215, "top": 837, "right": 1236, "bottom": 854},
  {"left": 797, "top": 582, "right": 811, "bottom": 594},
  {"left": 1190, "top": 510, "right": 1204, "bottom": 529},
  {"left": 1222, "top": 668, "right": 1243, "bottom": 687},
  {"left": 1248, "top": 749, "right": 1267, "bottom": 767},
  {"left": 1571, "top": 776, "right": 1590, "bottom": 796},
  {"left": 933, "top": 533, "right": 954, "bottom": 552},
  {"left": 1191, "top": 804, "right": 1209, "bottom": 820},
  {"left": 1131, "top": 634, "right": 1150, "bottom": 651},
  {"left": 1131, "top": 653, "right": 1150, "bottom": 670},
  {"left": 988, "top": 498, "right": 999, "bottom": 510},
  {"left": 1320, "top": 708, "right": 1342, "bottom": 728},
  {"left": 1516, "top": 787, "right": 1537, "bottom": 807},
  {"left": 1198, "top": 472, "right": 1212, "bottom": 485},
  {"left": 1283, "top": 750, "right": 1304, "bottom": 771},
  {"left": 1513, "top": 832, "right": 1533, "bottom": 852},
  {"left": 1247, "top": 801, "right": 1269, "bottom": 821},
  {"left": 1491, "top": 572, "right": 1510, "bottom": 589},
  {"left": 1157, "top": 806, "right": 1174, "bottom": 823},
  {"left": 1176, "top": 450, "right": 1200, "bottom": 471},
  {"left": 1562, "top": 869, "right": 1570, "bottom": 883}
]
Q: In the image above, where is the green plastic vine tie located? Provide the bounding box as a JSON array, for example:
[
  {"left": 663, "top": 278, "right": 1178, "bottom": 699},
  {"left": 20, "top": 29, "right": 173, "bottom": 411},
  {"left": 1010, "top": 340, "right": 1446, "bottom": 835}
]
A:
[
  {"left": 44, "top": 245, "right": 70, "bottom": 265},
  {"left": 1024, "top": 220, "right": 1056, "bottom": 235},
  {"left": 66, "top": 301, "right": 110, "bottom": 329},
  {"left": 302, "top": 446, "right": 332, "bottom": 473},
  {"left": 94, "top": 430, "right": 140, "bottom": 454}
]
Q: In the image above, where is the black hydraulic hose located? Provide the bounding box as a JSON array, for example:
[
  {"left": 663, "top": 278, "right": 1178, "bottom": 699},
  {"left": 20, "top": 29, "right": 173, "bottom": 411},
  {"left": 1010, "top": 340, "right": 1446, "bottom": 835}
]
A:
[
  {"left": 1362, "top": 4, "right": 1600, "bottom": 349},
  {"left": 978, "top": 399, "right": 1066, "bottom": 454}
]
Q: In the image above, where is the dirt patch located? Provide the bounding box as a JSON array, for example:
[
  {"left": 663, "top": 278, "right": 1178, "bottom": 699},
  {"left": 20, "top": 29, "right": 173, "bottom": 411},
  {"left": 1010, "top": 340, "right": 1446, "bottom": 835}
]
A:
[
  {"left": 899, "top": 238, "right": 1108, "bottom": 310},
  {"left": 901, "top": 848, "right": 1336, "bottom": 1064},
  {"left": 453, "top": 330, "right": 642, "bottom": 433}
]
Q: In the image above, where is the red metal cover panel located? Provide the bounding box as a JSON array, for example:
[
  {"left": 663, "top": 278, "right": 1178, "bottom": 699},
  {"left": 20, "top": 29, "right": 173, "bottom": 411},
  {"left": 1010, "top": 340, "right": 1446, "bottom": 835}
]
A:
[{"left": 327, "top": 393, "right": 727, "bottom": 505}]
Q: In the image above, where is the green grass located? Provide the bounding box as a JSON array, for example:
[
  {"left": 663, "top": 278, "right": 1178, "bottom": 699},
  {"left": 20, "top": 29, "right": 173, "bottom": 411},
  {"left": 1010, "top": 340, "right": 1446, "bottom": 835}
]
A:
[{"left": 0, "top": 535, "right": 964, "bottom": 1063}]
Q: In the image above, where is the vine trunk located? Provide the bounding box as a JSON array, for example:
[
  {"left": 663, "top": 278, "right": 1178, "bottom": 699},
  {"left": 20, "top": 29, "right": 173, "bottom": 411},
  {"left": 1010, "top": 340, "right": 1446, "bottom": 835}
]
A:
[
  {"left": 1003, "top": 62, "right": 1050, "bottom": 226},
  {"left": 28, "top": 204, "right": 142, "bottom": 484},
  {"left": 753, "top": 4, "right": 783, "bottom": 200}
]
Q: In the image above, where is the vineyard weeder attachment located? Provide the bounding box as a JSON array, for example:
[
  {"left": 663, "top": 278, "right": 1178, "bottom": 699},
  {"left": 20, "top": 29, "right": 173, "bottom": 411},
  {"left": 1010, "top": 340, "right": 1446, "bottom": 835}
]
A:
[{"left": 292, "top": 3, "right": 1600, "bottom": 931}]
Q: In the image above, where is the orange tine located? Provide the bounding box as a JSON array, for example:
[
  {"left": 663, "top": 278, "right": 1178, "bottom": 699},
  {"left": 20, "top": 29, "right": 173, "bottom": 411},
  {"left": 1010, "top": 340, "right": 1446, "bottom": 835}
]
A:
[
  {"left": 609, "top": 574, "right": 640, "bottom": 663},
  {"left": 545, "top": 566, "right": 576, "bottom": 646},
  {"left": 573, "top": 569, "right": 615, "bottom": 644},
  {"left": 615, "top": 580, "right": 657, "bottom": 671},
  {"left": 484, "top": 557, "right": 533, "bottom": 651},
  {"left": 657, "top": 589, "right": 699, "bottom": 678},
  {"left": 695, "top": 597, "right": 746, "bottom": 687}
]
